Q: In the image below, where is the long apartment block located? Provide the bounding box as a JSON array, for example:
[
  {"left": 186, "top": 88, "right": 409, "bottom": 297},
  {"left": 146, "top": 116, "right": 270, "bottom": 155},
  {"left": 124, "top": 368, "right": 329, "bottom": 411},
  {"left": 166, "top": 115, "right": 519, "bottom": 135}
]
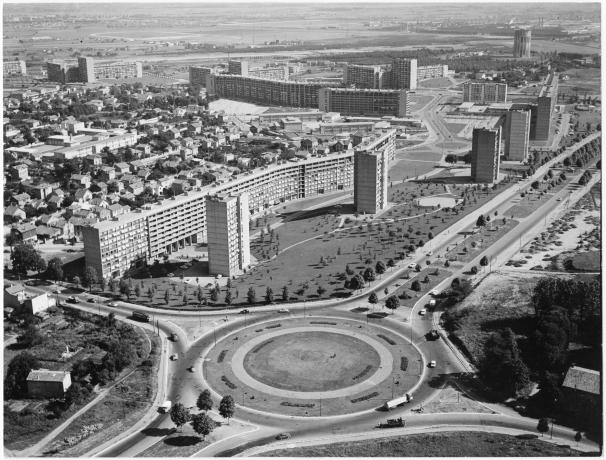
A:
[
  {"left": 534, "top": 72, "right": 559, "bottom": 141},
  {"left": 318, "top": 87, "right": 409, "bottom": 117},
  {"left": 463, "top": 81, "right": 508, "bottom": 104},
  {"left": 206, "top": 74, "right": 332, "bottom": 108},
  {"left": 82, "top": 152, "right": 354, "bottom": 279}
]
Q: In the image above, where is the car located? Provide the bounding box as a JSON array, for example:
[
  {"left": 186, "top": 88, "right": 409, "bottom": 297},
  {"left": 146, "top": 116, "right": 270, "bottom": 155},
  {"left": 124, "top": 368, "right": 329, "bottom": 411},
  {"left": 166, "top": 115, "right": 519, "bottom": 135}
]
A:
[
  {"left": 407, "top": 263, "right": 417, "bottom": 269},
  {"left": 556, "top": 198, "right": 562, "bottom": 201},
  {"left": 425, "top": 251, "right": 433, "bottom": 256},
  {"left": 429, "top": 289, "right": 439, "bottom": 296},
  {"left": 170, "top": 354, "right": 179, "bottom": 361},
  {"left": 419, "top": 309, "right": 427, "bottom": 316},
  {"left": 66, "top": 296, "right": 79, "bottom": 304},
  {"left": 429, "top": 360, "right": 437, "bottom": 368},
  {"left": 187, "top": 366, "right": 195, "bottom": 373},
  {"left": 276, "top": 433, "right": 291, "bottom": 440},
  {"left": 108, "top": 301, "right": 119, "bottom": 307},
  {"left": 167, "top": 273, "right": 175, "bottom": 277},
  {"left": 87, "top": 297, "right": 96, "bottom": 303},
  {"left": 278, "top": 308, "right": 290, "bottom": 314},
  {"left": 239, "top": 309, "right": 250, "bottom": 314}
]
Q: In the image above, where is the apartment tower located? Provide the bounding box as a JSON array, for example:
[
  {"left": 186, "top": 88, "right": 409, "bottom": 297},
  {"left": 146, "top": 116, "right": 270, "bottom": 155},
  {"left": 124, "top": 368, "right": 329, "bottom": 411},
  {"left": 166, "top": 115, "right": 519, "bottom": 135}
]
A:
[
  {"left": 206, "top": 193, "right": 250, "bottom": 277},
  {"left": 503, "top": 110, "right": 530, "bottom": 161},
  {"left": 471, "top": 127, "right": 501, "bottom": 183},
  {"left": 513, "top": 29, "right": 532, "bottom": 58},
  {"left": 78, "top": 57, "right": 96, "bottom": 83},
  {"left": 353, "top": 132, "right": 394, "bottom": 214},
  {"left": 391, "top": 58, "right": 417, "bottom": 90}
]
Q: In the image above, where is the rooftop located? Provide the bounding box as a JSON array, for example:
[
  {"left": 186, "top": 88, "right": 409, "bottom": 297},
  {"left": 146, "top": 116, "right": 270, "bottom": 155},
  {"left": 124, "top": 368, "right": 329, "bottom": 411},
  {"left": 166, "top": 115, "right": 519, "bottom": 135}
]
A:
[
  {"left": 27, "top": 369, "right": 70, "bottom": 383},
  {"left": 562, "top": 366, "right": 600, "bottom": 395}
]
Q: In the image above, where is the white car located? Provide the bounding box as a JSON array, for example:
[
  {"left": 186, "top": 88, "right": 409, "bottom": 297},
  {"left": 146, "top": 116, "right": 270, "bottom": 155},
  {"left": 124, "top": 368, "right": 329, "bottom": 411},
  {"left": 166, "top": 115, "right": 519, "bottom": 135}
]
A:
[
  {"left": 419, "top": 309, "right": 427, "bottom": 316},
  {"left": 170, "top": 354, "right": 179, "bottom": 361},
  {"left": 278, "top": 308, "right": 290, "bottom": 314},
  {"left": 429, "top": 360, "right": 436, "bottom": 368},
  {"left": 429, "top": 289, "right": 439, "bottom": 296},
  {"left": 407, "top": 263, "right": 417, "bottom": 269}
]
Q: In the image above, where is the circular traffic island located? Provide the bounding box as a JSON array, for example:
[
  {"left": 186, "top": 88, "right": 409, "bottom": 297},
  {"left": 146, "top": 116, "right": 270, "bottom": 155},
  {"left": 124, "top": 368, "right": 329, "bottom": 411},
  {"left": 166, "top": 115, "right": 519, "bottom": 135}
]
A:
[
  {"left": 243, "top": 331, "right": 381, "bottom": 392},
  {"left": 203, "top": 316, "right": 422, "bottom": 417}
]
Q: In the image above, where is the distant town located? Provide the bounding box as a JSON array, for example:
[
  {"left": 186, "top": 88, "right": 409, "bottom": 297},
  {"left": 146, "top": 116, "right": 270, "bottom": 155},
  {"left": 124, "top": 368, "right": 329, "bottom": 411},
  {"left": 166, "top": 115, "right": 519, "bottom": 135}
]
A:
[{"left": 3, "top": 3, "right": 601, "bottom": 458}]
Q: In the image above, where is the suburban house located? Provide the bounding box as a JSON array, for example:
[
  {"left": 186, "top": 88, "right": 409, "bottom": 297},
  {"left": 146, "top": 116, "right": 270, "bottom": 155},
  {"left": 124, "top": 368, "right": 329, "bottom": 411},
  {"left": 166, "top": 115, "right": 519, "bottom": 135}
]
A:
[{"left": 27, "top": 370, "right": 72, "bottom": 399}]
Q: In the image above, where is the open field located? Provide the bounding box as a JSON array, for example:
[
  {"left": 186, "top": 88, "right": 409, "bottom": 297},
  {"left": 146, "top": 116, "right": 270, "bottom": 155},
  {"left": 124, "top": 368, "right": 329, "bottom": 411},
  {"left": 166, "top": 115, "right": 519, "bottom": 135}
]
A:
[
  {"left": 440, "top": 272, "right": 538, "bottom": 367},
  {"left": 208, "top": 99, "right": 269, "bottom": 115},
  {"left": 418, "top": 77, "right": 452, "bottom": 88},
  {"left": 262, "top": 431, "right": 582, "bottom": 457},
  {"left": 559, "top": 68, "right": 601, "bottom": 95}
]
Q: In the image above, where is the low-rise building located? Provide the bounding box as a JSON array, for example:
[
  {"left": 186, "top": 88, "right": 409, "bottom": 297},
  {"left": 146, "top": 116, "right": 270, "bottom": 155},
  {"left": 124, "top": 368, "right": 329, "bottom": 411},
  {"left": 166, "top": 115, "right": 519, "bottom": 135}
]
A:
[{"left": 27, "top": 370, "right": 72, "bottom": 399}]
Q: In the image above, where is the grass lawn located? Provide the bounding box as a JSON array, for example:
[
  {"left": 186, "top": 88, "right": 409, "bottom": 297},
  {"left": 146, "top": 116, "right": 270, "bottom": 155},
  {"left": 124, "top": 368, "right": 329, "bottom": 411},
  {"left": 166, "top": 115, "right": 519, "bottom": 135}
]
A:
[
  {"left": 243, "top": 331, "right": 381, "bottom": 392},
  {"left": 262, "top": 431, "right": 582, "bottom": 457},
  {"left": 570, "top": 251, "right": 600, "bottom": 272},
  {"left": 418, "top": 77, "right": 452, "bottom": 88},
  {"left": 46, "top": 331, "right": 161, "bottom": 456},
  {"left": 443, "top": 122, "right": 467, "bottom": 137}
]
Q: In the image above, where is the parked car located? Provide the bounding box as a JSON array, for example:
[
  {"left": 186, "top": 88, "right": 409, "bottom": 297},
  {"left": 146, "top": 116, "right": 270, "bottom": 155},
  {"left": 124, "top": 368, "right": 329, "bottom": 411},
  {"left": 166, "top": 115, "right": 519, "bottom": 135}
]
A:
[
  {"left": 66, "top": 296, "right": 79, "bottom": 304},
  {"left": 87, "top": 297, "right": 96, "bottom": 303},
  {"left": 239, "top": 309, "right": 250, "bottom": 314},
  {"left": 429, "top": 360, "right": 437, "bottom": 368},
  {"left": 419, "top": 309, "right": 427, "bottom": 316},
  {"left": 278, "top": 308, "right": 290, "bottom": 314},
  {"left": 407, "top": 263, "right": 417, "bottom": 269},
  {"left": 170, "top": 354, "right": 179, "bottom": 361},
  {"left": 429, "top": 289, "right": 440, "bottom": 296},
  {"left": 108, "top": 301, "right": 119, "bottom": 307},
  {"left": 276, "top": 433, "right": 291, "bottom": 440}
]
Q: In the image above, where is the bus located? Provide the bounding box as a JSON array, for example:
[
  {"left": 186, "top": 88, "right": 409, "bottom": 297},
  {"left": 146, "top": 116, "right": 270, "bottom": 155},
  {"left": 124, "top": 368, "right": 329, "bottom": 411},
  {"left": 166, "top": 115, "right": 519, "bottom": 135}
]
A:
[{"left": 132, "top": 311, "right": 150, "bottom": 322}]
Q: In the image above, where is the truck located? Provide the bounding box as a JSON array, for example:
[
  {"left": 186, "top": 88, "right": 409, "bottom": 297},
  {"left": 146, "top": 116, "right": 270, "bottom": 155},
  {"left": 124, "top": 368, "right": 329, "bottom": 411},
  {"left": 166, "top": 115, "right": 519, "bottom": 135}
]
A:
[
  {"left": 378, "top": 417, "right": 406, "bottom": 428},
  {"left": 132, "top": 311, "right": 150, "bottom": 322},
  {"left": 159, "top": 400, "right": 171, "bottom": 413},
  {"left": 382, "top": 394, "right": 413, "bottom": 410}
]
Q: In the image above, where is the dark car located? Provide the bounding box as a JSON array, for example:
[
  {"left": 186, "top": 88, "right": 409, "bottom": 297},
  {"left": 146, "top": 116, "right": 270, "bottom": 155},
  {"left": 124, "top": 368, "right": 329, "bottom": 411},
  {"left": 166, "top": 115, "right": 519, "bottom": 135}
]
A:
[
  {"left": 239, "top": 309, "right": 250, "bottom": 314},
  {"left": 87, "top": 297, "right": 96, "bottom": 303},
  {"left": 276, "top": 433, "right": 291, "bottom": 440},
  {"left": 66, "top": 296, "right": 79, "bottom": 304}
]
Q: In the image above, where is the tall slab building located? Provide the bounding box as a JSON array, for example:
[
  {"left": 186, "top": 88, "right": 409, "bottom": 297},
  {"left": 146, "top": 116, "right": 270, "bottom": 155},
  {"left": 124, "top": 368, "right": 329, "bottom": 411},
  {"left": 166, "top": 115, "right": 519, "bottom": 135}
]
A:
[
  {"left": 471, "top": 127, "right": 501, "bottom": 183},
  {"left": 353, "top": 130, "right": 395, "bottom": 214},
  {"left": 504, "top": 110, "right": 531, "bottom": 161},
  {"left": 513, "top": 29, "right": 532, "bottom": 58},
  {"left": 206, "top": 193, "right": 250, "bottom": 277},
  {"left": 391, "top": 58, "right": 417, "bottom": 90}
]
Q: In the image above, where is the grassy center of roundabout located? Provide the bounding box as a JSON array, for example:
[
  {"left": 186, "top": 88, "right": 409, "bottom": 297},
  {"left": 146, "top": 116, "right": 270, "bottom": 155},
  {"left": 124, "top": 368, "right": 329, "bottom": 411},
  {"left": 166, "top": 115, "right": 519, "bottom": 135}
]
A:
[{"left": 243, "top": 331, "right": 381, "bottom": 392}]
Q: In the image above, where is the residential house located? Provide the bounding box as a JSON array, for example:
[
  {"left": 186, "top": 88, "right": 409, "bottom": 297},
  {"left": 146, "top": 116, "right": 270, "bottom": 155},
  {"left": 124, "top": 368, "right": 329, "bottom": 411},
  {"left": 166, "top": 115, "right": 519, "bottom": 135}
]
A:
[
  {"left": 5, "top": 205, "right": 26, "bottom": 221},
  {"left": 70, "top": 174, "right": 91, "bottom": 188},
  {"left": 114, "top": 162, "right": 131, "bottom": 175},
  {"left": 561, "top": 366, "right": 600, "bottom": 428},
  {"left": 99, "top": 166, "right": 116, "bottom": 181},
  {"left": 4, "top": 284, "right": 26, "bottom": 308},
  {"left": 12, "top": 193, "right": 31, "bottom": 207},
  {"left": 23, "top": 182, "right": 53, "bottom": 200},
  {"left": 10, "top": 164, "right": 29, "bottom": 181},
  {"left": 74, "top": 189, "right": 93, "bottom": 203},
  {"left": 11, "top": 223, "right": 37, "bottom": 244},
  {"left": 171, "top": 179, "right": 191, "bottom": 195},
  {"left": 27, "top": 370, "right": 72, "bottom": 399}
]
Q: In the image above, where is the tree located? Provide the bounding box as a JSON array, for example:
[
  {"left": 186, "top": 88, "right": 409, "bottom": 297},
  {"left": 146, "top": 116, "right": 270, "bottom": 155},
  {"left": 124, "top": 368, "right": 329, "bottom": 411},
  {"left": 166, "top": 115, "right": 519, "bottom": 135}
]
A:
[
  {"left": 385, "top": 295, "right": 400, "bottom": 313},
  {"left": 387, "top": 259, "right": 395, "bottom": 269},
  {"left": 169, "top": 402, "right": 191, "bottom": 432},
  {"left": 17, "top": 325, "right": 44, "bottom": 348},
  {"left": 317, "top": 285, "right": 326, "bottom": 296},
  {"left": 65, "top": 382, "right": 90, "bottom": 407},
  {"left": 210, "top": 288, "right": 219, "bottom": 302},
  {"left": 218, "top": 395, "right": 235, "bottom": 425},
  {"left": 83, "top": 266, "right": 98, "bottom": 292},
  {"left": 164, "top": 289, "right": 170, "bottom": 305},
  {"left": 537, "top": 418, "right": 550, "bottom": 437},
  {"left": 470, "top": 266, "right": 478, "bottom": 274},
  {"left": 375, "top": 261, "right": 386, "bottom": 276},
  {"left": 265, "top": 286, "right": 274, "bottom": 304},
  {"left": 45, "top": 257, "right": 64, "bottom": 282},
  {"left": 5, "top": 352, "right": 40, "bottom": 399},
  {"left": 282, "top": 285, "right": 289, "bottom": 302},
  {"left": 411, "top": 280, "right": 421, "bottom": 291},
  {"left": 363, "top": 267, "right": 376, "bottom": 283},
  {"left": 480, "top": 256, "right": 489, "bottom": 266},
  {"left": 345, "top": 264, "right": 354, "bottom": 275},
  {"left": 10, "top": 243, "right": 45, "bottom": 277},
  {"left": 224, "top": 290, "right": 233, "bottom": 305},
  {"left": 73, "top": 275, "right": 81, "bottom": 288},
  {"left": 476, "top": 215, "right": 486, "bottom": 227},
  {"left": 196, "top": 389, "right": 213, "bottom": 413},
  {"left": 191, "top": 412, "right": 215, "bottom": 440},
  {"left": 247, "top": 287, "right": 257, "bottom": 304},
  {"left": 575, "top": 431, "right": 582, "bottom": 445},
  {"left": 368, "top": 292, "right": 378, "bottom": 305},
  {"left": 348, "top": 274, "right": 364, "bottom": 291}
]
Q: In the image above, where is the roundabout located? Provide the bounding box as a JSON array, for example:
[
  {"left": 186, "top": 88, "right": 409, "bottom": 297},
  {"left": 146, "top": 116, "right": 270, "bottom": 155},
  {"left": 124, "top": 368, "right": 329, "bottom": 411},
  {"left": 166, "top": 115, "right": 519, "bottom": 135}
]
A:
[{"left": 202, "top": 315, "right": 424, "bottom": 417}]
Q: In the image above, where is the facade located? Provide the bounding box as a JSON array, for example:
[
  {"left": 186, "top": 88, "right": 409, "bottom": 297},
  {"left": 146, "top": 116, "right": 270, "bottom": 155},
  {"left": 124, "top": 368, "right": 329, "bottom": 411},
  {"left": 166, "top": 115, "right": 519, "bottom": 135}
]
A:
[
  {"left": 47, "top": 57, "right": 142, "bottom": 83},
  {"left": 391, "top": 58, "right": 417, "bottom": 90},
  {"left": 318, "top": 88, "right": 408, "bottom": 117},
  {"left": 206, "top": 193, "right": 250, "bottom": 277},
  {"left": 83, "top": 152, "right": 354, "bottom": 279},
  {"left": 258, "top": 111, "right": 324, "bottom": 123},
  {"left": 228, "top": 60, "right": 249, "bottom": 76},
  {"left": 513, "top": 29, "right": 532, "bottom": 58},
  {"left": 503, "top": 110, "right": 530, "bottom": 161},
  {"left": 27, "top": 370, "right": 72, "bottom": 399},
  {"left": 471, "top": 127, "right": 501, "bottom": 183},
  {"left": 319, "top": 121, "right": 375, "bottom": 135},
  {"left": 189, "top": 66, "right": 214, "bottom": 86},
  {"left": 250, "top": 66, "right": 289, "bottom": 81},
  {"left": 463, "top": 82, "right": 508, "bottom": 104},
  {"left": 207, "top": 74, "right": 330, "bottom": 108},
  {"left": 78, "top": 57, "right": 95, "bottom": 83},
  {"left": 353, "top": 130, "right": 395, "bottom": 214},
  {"left": 534, "top": 73, "right": 559, "bottom": 141},
  {"left": 4, "top": 59, "right": 27, "bottom": 76},
  {"left": 416, "top": 64, "right": 449, "bottom": 81},
  {"left": 54, "top": 133, "right": 138, "bottom": 161},
  {"left": 344, "top": 65, "right": 387, "bottom": 89}
]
